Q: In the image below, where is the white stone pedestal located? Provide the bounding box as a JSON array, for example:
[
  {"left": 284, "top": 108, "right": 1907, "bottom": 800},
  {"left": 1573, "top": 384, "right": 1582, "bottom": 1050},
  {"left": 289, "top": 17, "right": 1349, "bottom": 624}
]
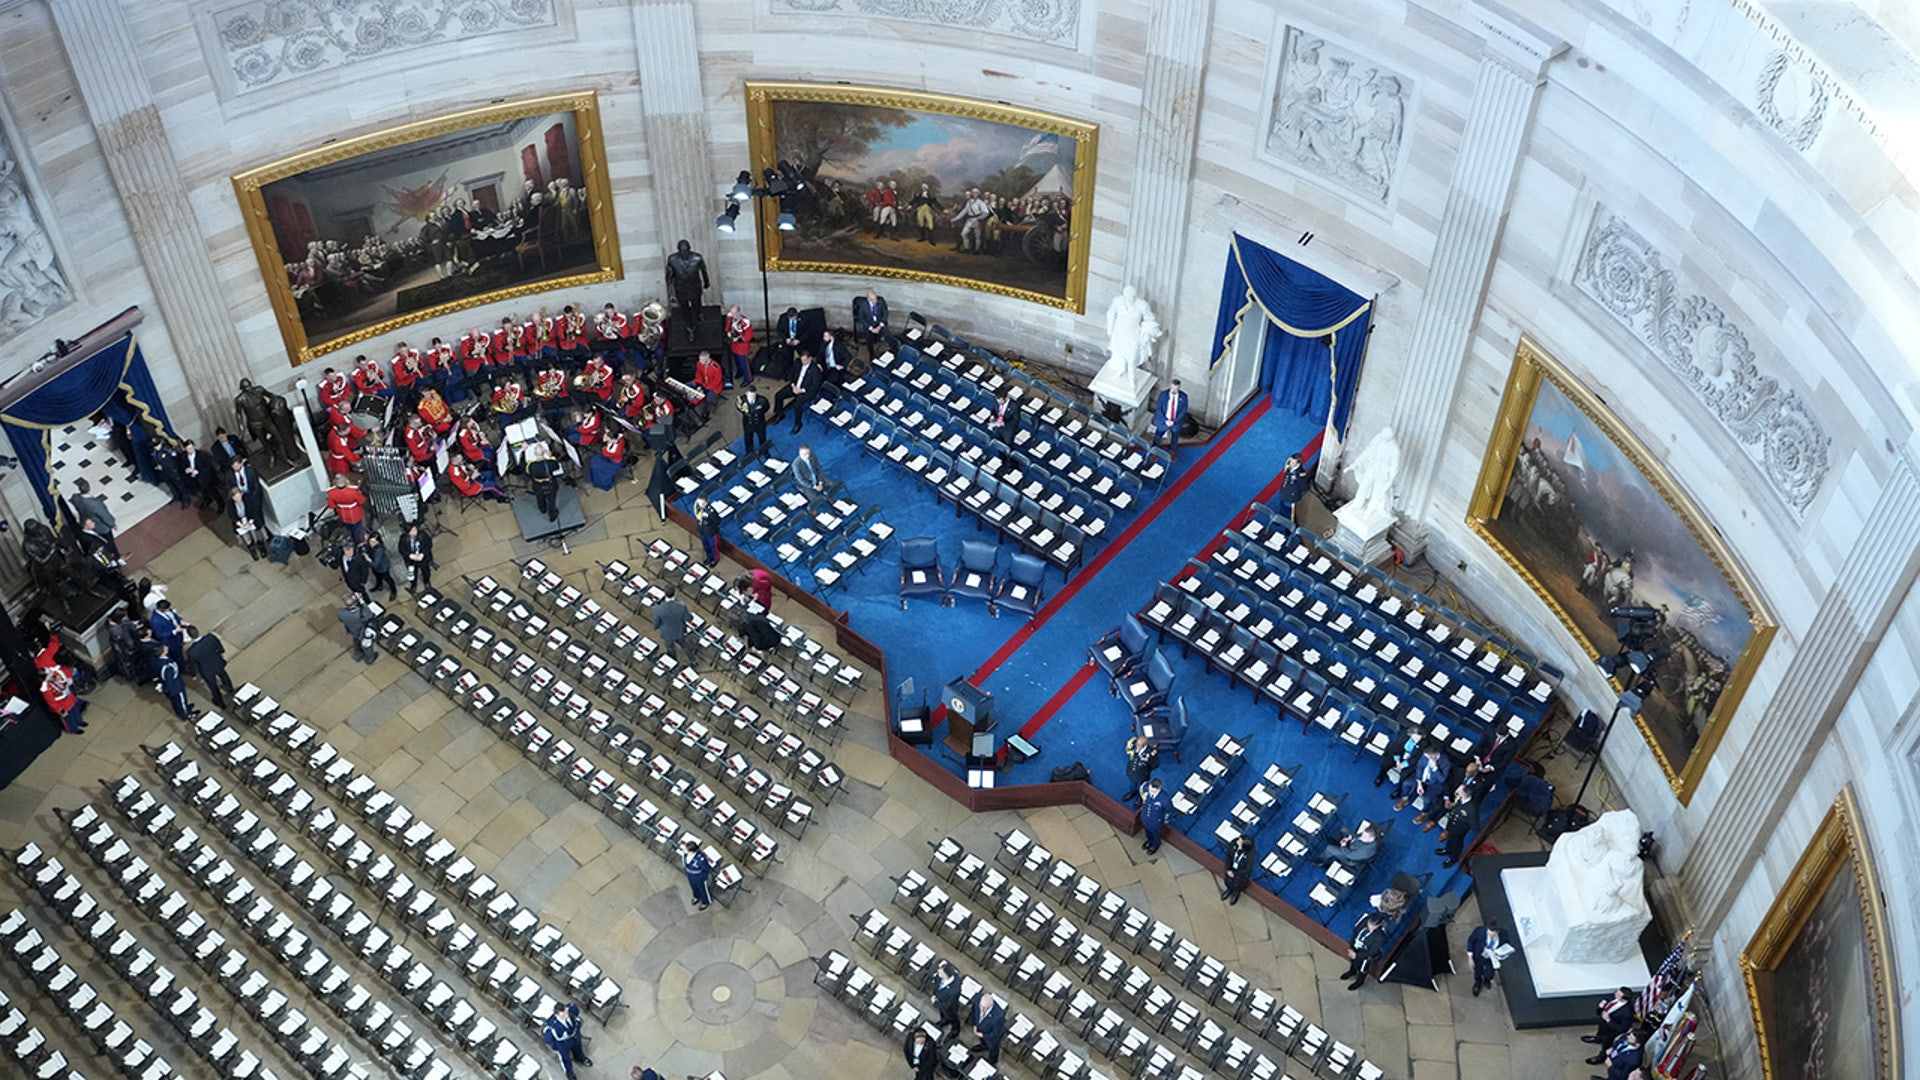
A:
[
  {"left": 1331, "top": 500, "right": 1396, "bottom": 566},
  {"left": 1502, "top": 866, "right": 1650, "bottom": 998},
  {"left": 263, "top": 468, "right": 320, "bottom": 535},
  {"left": 1088, "top": 352, "right": 1155, "bottom": 435}
]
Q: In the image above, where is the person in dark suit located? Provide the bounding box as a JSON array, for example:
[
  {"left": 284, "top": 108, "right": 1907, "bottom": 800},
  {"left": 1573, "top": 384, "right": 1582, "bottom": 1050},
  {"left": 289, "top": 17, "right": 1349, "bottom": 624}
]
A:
[
  {"left": 777, "top": 307, "right": 804, "bottom": 370},
  {"left": 180, "top": 440, "right": 219, "bottom": 509},
  {"left": 210, "top": 428, "right": 248, "bottom": 477},
  {"left": 341, "top": 544, "right": 372, "bottom": 602},
  {"left": 1138, "top": 778, "right": 1170, "bottom": 855},
  {"left": 1220, "top": 834, "right": 1256, "bottom": 905},
  {"left": 228, "top": 488, "right": 267, "bottom": 559},
  {"left": 1473, "top": 726, "right": 1521, "bottom": 774},
  {"left": 1322, "top": 820, "right": 1381, "bottom": 870},
  {"left": 153, "top": 439, "right": 192, "bottom": 507},
  {"left": 987, "top": 390, "right": 1019, "bottom": 446},
  {"left": 1435, "top": 775, "right": 1483, "bottom": 868},
  {"left": 969, "top": 991, "right": 1006, "bottom": 1064},
  {"left": 791, "top": 445, "right": 826, "bottom": 510},
  {"left": 928, "top": 960, "right": 962, "bottom": 1037},
  {"left": 1340, "top": 911, "right": 1386, "bottom": 990},
  {"left": 1584, "top": 987, "right": 1636, "bottom": 1050},
  {"left": 1466, "top": 920, "right": 1506, "bottom": 996},
  {"left": 903, "top": 1027, "right": 938, "bottom": 1080},
  {"left": 70, "top": 479, "right": 116, "bottom": 534},
  {"left": 399, "top": 522, "right": 435, "bottom": 594},
  {"left": 182, "top": 625, "right": 234, "bottom": 708},
  {"left": 652, "top": 585, "right": 691, "bottom": 663},
  {"left": 780, "top": 353, "right": 822, "bottom": 434},
  {"left": 1122, "top": 735, "right": 1158, "bottom": 806},
  {"left": 853, "top": 287, "right": 889, "bottom": 357},
  {"left": 738, "top": 386, "right": 770, "bottom": 456},
  {"left": 1591, "top": 1028, "right": 1644, "bottom": 1080},
  {"left": 232, "top": 457, "right": 267, "bottom": 530},
  {"left": 818, "top": 330, "right": 847, "bottom": 388},
  {"left": 1150, "top": 379, "right": 1189, "bottom": 456}
]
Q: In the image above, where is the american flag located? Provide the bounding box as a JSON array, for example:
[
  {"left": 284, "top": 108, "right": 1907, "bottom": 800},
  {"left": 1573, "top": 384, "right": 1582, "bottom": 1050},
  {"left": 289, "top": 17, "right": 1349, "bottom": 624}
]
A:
[
  {"left": 1674, "top": 592, "right": 1721, "bottom": 632},
  {"left": 1638, "top": 936, "right": 1690, "bottom": 1018}
]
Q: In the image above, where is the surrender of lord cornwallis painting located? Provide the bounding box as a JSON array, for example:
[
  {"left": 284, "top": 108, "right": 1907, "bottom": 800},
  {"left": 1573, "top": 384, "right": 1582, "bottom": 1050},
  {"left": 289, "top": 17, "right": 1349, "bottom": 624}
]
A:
[
  {"left": 1467, "top": 339, "right": 1774, "bottom": 803},
  {"left": 234, "top": 92, "right": 622, "bottom": 365},
  {"left": 745, "top": 82, "right": 1097, "bottom": 313}
]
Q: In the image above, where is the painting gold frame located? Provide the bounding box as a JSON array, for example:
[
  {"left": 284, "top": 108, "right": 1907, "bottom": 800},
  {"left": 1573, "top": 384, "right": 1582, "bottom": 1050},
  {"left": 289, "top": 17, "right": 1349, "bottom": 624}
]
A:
[
  {"left": 744, "top": 81, "right": 1098, "bottom": 313},
  {"left": 1466, "top": 337, "right": 1774, "bottom": 803},
  {"left": 233, "top": 91, "right": 623, "bottom": 366},
  {"left": 1741, "top": 787, "right": 1899, "bottom": 1080}
]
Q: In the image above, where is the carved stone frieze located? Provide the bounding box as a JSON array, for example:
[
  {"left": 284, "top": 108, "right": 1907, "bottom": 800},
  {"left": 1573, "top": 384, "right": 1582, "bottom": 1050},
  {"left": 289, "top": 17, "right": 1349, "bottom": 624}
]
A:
[
  {"left": 0, "top": 128, "right": 73, "bottom": 346},
  {"left": 768, "top": 0, "right": 1080, "bottom": 48},
  {"left": 1261, "top": 27, "right": 1409, "bottom": 207},
  {"left": 210, "top": 0, "right": 559, "bottom": 93},
  {"left": 1754, "top": 48, "right": 1829, "bottom": 152},
  {"left": 1574, "top": 207, "right": 1829, "bottom": 515}
]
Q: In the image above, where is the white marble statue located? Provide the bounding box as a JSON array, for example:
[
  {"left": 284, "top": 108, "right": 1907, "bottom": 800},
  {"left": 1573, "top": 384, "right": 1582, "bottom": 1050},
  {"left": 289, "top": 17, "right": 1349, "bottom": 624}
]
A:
[
  {"left": 1104, "top": 285, "right": 1162, "bottom": 376},
  {"left": 1541, "top": 810, "right": 1652, "bottom": 963},
  {"left": 1345, "top": 425, "right": 1401, "bottom": 517},
  {"left": 0, "top": 150, "right": 71, "bottom": 343}
]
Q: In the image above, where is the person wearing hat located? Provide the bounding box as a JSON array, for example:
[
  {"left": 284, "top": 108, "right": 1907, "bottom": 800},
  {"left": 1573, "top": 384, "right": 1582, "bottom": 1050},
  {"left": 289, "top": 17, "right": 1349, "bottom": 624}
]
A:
[
  {"left": 1123, "top": 734, "right": 1159, "bottom": 806},
  {"left": 681, "top": 838, "right": 713, "bottom": 911}
]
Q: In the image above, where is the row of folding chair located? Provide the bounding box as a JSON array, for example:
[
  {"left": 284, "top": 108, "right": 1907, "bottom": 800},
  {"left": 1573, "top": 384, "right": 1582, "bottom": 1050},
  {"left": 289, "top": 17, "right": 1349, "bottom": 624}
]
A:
[
  {"left": 0, "top": 910, "right": 158, "bottom": 1080},
  {"left": 672, "top": 439, "right": 740, "bottom": 499},
  {"left": 457, "top": 578, "right": 824, "bottom": 845},
  {"left": 200, "top": 698, "right": 629, "bottom": 1023},
  {"left": 97, "top": 769, "right": 539, "bottom": 1079},
  {"left": 812, "top": 951, "right": 1015, "bottom": 1080},
  {"left": 360, "top": 611, "right": 763, "bottom": 897},
  {"left": 705, "top": 453, "right": 791, "bottom": 522},
  {"left": 1164, "top": 734, "right": 1248, "bottom": 821},
  {"left": 806, "top": 514, "right": 900, "bottom": 594},
  {"left": 52, "top": 804, "right": 480, "bottom": 1080},
  {"left": 986, "top": 832, "right": 1381, "bottom": 1080}
]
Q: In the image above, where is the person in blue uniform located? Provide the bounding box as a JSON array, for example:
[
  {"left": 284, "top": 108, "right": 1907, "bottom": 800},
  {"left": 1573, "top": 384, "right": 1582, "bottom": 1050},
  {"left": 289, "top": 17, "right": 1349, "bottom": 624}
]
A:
[
  {"left": 681, "top": 838, "right": 712, "bottom": 910},
  {"left": 1138, "top": 778, "right": 1170, "bottom": 855},
  {"left": 1122, "top": 736, "right": 1158, "bottom": 806},
  {"left": 541, "top": 1001, "right": 590, "bottom": 1078}
]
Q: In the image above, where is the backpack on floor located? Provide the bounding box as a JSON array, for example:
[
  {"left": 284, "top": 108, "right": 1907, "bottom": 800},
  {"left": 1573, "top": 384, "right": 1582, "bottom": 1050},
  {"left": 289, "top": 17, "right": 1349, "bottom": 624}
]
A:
[
  {"left": 1049, "top": 761, "right": 1091, "bottom": 783},
  {"left": 268, "top": 534, "right": 294, "bottom": 565}
]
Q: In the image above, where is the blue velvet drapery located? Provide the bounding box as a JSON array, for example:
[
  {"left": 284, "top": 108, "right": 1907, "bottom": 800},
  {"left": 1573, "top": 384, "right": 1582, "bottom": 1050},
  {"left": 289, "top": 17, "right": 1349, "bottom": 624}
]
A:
[
  {"left": 1, "top": 335, "right": 179, "bottom": 522},
  {"left": 1210, "top": 234, "right": 1372, "bottom": 437}
]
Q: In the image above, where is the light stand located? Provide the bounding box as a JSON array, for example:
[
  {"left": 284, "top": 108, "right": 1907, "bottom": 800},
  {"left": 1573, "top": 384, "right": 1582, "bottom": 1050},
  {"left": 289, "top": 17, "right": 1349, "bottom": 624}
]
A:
[
  {"left": 1559, "top": 605, "right": 1667, "bottom": 830},
  {"left": 717, "top": 164, "right": 805, "bottom": 338}
]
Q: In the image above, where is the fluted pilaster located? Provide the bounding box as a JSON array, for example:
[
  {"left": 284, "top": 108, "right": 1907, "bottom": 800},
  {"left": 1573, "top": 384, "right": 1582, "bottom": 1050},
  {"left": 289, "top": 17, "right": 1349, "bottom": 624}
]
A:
[
  {"left": 1120, "top": 0, "right": 1215, "bottom": 380},
  {"left": 49, "top": 0, "right": 253, "bottom": 434},
  {"left": 1678, "top": 455, "right": 1920, "bottom": 925},
  {"left": 634, "top": 0, "right": 716, "bottom": 295},
  {"left": 1388, "top": 4, "right": 1564, "bottom": 542}
]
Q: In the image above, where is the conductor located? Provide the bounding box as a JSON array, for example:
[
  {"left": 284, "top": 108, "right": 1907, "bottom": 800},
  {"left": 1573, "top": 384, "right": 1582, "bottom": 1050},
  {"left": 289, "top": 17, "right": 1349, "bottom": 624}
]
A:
[{"left": 526, "top": 441, "right": 561, "bottom": 521}]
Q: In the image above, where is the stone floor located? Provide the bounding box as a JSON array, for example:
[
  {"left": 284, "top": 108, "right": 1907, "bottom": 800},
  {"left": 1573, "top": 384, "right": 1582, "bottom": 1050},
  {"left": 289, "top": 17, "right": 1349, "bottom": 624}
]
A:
[{"left": 0, "top": 419, "right": 1616, "bottom": 1080}]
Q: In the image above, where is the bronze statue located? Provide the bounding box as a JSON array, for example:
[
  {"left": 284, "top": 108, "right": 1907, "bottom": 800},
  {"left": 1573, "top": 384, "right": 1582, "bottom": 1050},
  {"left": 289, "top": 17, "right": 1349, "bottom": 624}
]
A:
[
  {"left": 664, "top": 239, "right": 710, "bottom": 330},
  {"left": 234, "top": 379, "right": 281, "bottom": 464},
  {"left": 265, "top": 388, "right": 305, "bottom": 467}
]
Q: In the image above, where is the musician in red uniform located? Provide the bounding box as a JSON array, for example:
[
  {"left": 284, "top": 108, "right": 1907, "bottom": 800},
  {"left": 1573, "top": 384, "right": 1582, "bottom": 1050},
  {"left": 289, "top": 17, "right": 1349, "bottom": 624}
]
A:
[
  {"left": 318, "top": 367, "right": 353, "bottom": 422},
  {"left": 425, "top": 338, "right": 454, "bottom": 381},
  {"left": 532, "top": 363, "right": 568, "bottom": 407},
  {"left": 326, "top": 474, "right": 369, "bottom": 544},
  {"left": 578, "top": 354, "right": 615, "bottom": 403},
  {"left": 726, "top": 304, "right": 753, "bottom": 387},
  {"left": 457, "top": 417, "right": 493, "bottom": 463},
  {"left": 491, "top": 378, "right": 527, "bottom": 418},
  {"left": 595, "top": 303, "right": 630, "bottom": 351},
  {"left": 403, "top": 417, "right": 435, "bottom": 464},
  {"left": 588, "top": 430, "right": 628, "bottom": 491},
  {"left": 616, "top": 374, "right": 647, "bottom": 420},
  {"left": 416, "top": 387, "right": 453, "bottom": 434},
  {"left": 391, "top": 342, "right": 425, "bottom": 389},
  {"left": 468, "top": 327, "right": 495, "bottom": 374},
  {"left": 568, "top": 406, "right": 602, "bottom": 448},
  {"left": 325, "top": 418, "right": 365, "bottom": 476},
  {"left": 36, "top": 637, "right": 85, "bottom": 734},
  {"left": 352, "top": 354, "right": 390, "bottom": 396},
  {"left": 694, "top": 350, "right": 725, "bottom": 417},
  {"left": 495, "top": 317, "right": 522, "bottom": 370},
  {"left": 527, "top": 308, "right": 557, "bottom": 362},
  {"left": 447, "top": 457, "right": 508, "bottom": 502},
  {"left": 557, "top": 304, "right": 588, "bottom": 359}
]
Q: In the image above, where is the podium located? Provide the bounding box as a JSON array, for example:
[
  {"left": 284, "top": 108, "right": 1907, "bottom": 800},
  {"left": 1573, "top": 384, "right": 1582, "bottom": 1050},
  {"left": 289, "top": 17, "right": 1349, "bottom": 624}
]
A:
[{"left": 942, "top": 677, "right": 995, "bottom": 753}]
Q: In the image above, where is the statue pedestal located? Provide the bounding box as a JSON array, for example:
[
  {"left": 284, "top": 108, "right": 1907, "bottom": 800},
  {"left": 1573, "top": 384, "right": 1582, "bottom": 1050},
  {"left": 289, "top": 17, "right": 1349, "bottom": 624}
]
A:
[
  {"left": 1088, "top": 353, "right": 1155, "bottom": 435},
  {"left": 1502, "top": 866, "right": 1651, "bottom": 998},
  {"left": 1331, "top": 501, "right": 1396, "bottom": 566},
  {"left": 263, "top": 468, "right": 321, "bottom": 535}
]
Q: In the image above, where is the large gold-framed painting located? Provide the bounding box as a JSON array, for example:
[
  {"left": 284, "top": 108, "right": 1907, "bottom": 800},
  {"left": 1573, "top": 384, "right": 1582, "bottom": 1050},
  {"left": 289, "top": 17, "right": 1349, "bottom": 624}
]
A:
[
  {"left": 744, "top": 81, "right": 1097, "bottom": 313},
  {"left": 1466, "top": 338, "right": 1774, "bottom": 803},
  {"left": 1742, "top": 788, "right": 1899, "bottom": 1080},
  {"left": 234, "top": 92, "right": 623, "bottom": 365}
]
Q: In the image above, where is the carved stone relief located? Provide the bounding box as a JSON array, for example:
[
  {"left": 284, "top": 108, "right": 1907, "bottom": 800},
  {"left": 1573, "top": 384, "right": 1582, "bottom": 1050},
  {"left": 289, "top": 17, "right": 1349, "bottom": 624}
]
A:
[
  {"left": 209, "top": 0, "right": 559, "bottom": 93},
  {"left": 1573, "top": 207, "right": 1829, "bottom": 515},
  {"left": 1261, "top": 27, "right": 1409, "bottom": 207},
  {"left": 0, "top": 128, "right": 72, "bottom": 346},
  {"left": 1754, "top": 48, "right": 1829, "bottom": 152},
  {"left": 769, "top": 0, "right": 1080, "bottom": 46}
]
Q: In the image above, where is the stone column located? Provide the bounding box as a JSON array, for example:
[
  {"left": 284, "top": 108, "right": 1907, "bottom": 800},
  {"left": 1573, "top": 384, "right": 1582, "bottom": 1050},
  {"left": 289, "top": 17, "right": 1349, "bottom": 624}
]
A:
[
  {"left": 1385, "top": 4, "right": 1565, "bottom": 555},
  {"left": 48, "top": 0, "right": 254, "bottom": 435},
  {"left": 633, "top": 0, "right": 718, "bottom": 299},
  {"left": 1677, "top": 456, "right": 1920, "bottom": 926},
  {"left": 1119, "top": 0, "right": 1216, "bottom": 387}
]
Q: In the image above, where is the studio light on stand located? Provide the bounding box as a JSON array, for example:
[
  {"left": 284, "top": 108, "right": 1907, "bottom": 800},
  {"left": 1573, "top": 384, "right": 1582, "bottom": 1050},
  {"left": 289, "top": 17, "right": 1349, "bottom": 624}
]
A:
[
  {"left": 1552, "top": 605, "right": 1666, "bottom": 838},
  {"left": 715, "top": 158, "right": 808, "bottom": 333}
]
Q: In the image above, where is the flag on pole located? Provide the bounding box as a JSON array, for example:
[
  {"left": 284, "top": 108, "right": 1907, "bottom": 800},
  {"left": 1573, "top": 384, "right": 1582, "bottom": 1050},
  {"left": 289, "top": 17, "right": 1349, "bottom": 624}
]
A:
[{"left": 1638, "top": 936, "right": 1689, "bottom": 1019}]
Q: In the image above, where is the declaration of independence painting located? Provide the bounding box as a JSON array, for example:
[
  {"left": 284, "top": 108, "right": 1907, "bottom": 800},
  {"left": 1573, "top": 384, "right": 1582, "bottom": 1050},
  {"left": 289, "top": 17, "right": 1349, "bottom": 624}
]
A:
[
  {"left": 1467, "top": 339, "right": 1774, "bottom": 803},
  {"left": 745, "top": 82, "right": 1097, "bottom": 313},
  {"left": 234, "top": 92, "right": 622, "bottom": 365}
]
